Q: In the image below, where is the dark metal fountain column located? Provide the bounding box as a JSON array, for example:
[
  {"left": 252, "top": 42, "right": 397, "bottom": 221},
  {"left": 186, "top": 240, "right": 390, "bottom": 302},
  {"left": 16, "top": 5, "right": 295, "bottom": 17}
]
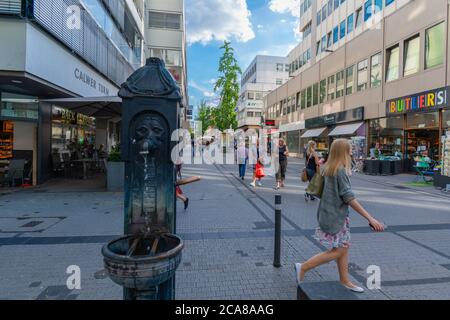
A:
[{"left": 101, "top": 58, "right": 183, "bottom": 300}]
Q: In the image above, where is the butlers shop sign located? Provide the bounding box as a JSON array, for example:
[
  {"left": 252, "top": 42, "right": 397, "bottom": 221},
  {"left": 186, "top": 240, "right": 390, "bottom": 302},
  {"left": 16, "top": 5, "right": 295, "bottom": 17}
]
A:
[{"left": 386, "top": 87, "right": 450, "bottom": 116}]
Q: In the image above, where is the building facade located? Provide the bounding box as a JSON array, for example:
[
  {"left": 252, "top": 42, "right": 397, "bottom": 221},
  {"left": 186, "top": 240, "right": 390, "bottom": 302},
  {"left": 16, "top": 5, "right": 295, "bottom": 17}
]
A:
[
  {"left": 143, "top": 0, "right": 189, "bottom": 127},
  {"left": 0, "top": 0, "right": 144, "bottom": 184},
  {"left": 265, "top": 0, "right": 450, "bottom": 169},
  {"left": 238, "top": 55, "right": 289, "bottom": 130}
]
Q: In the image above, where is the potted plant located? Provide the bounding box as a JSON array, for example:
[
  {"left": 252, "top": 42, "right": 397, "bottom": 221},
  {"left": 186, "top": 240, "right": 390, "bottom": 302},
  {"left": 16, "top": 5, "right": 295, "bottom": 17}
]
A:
[{"left": 106, "top": 145, "right": 124, "bottom": 192}]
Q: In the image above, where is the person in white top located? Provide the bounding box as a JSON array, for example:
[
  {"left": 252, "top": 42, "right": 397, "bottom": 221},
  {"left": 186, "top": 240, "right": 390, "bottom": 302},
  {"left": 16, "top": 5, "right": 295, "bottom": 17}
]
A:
[{"left": 237, "top": 142, "right": 248, "bottom": 180}]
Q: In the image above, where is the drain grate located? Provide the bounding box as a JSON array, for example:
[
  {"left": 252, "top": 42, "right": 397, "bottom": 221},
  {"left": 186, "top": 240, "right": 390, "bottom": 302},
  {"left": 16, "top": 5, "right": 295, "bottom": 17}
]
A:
[{"left": 21, "top": 221, "right": 43, "bottom": 228}]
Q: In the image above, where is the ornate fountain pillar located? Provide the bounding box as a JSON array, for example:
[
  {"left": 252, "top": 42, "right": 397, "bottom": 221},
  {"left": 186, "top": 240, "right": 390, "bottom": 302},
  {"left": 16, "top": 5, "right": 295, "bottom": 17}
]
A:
[{"left": 101, "top": 58, "right": 183, "bottom": 300}]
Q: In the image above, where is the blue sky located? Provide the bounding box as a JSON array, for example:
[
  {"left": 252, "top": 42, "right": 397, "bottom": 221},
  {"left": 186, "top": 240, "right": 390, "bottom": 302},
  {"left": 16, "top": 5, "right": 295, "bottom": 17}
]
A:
[{"left": 186, "top": 0, "right": 301, "bottom": 115}]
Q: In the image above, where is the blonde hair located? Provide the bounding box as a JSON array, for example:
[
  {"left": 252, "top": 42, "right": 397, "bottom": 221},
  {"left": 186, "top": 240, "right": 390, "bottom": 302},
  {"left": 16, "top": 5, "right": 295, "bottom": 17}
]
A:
[
  {"left": 323, "top": 139, "right": 352, "bottom": 177},
  {"left": 306, "top": 140, "right": 316, "bottom": 156}
]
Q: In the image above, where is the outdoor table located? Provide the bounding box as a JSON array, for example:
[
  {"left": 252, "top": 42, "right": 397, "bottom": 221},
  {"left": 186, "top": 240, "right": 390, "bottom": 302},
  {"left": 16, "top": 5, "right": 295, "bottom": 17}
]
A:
[{"left": 71, "top": 159, "right": 96, "bottom": 179}]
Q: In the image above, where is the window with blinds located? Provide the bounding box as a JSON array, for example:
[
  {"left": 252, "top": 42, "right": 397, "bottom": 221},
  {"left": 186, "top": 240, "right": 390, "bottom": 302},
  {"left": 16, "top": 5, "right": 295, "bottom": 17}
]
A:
[
  {"left": 148, "top": 11, "right": 181, "bottom": 30},
  {"left": 32, "top": 0, "right": 135, "bottom": 86},
  {"left": 0, "top": 0, "right": 21, "bottom": 15}
]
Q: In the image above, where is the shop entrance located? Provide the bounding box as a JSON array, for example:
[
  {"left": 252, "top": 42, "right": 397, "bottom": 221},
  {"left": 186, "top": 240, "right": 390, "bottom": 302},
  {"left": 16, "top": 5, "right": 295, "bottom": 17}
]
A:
[
  {"left": 405, "top": 129, "right": 440, "bottom": 172},
  {"left": 405, "top": 129, "right": 440, "bottom": 160}
]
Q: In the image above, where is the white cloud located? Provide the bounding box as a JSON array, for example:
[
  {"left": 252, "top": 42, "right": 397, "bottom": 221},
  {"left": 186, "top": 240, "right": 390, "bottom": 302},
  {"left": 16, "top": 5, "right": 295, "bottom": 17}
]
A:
[
  {"left": 268, "top": 0, "right": 300, "bottom": 17},
  {"left": 186, "top": 0, "right": 255, "bottom": 44},
  {"left": 189, "top": 80, "right": 216, "bottom": 98},
  {"left": 257, "top": 24, "right": 264, "bottom": 29}
]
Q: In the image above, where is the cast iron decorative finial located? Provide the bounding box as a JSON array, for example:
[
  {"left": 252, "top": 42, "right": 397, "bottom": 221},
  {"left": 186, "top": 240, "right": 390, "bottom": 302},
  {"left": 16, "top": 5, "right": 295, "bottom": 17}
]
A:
[{"left": 119, "top": 58, "right": 182, "bottom": 100}]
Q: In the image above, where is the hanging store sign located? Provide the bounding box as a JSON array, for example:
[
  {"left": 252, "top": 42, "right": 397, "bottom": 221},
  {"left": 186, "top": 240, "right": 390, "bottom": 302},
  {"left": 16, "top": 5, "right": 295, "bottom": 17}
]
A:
[{"left": 386, "top": 87, "right": 450, "bottom": 116}]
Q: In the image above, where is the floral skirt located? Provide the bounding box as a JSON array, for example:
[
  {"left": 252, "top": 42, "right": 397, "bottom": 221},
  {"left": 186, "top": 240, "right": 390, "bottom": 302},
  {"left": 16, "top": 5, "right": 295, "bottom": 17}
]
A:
[{"left": 314, "top": 217, "right": 351, "bottom": 249}]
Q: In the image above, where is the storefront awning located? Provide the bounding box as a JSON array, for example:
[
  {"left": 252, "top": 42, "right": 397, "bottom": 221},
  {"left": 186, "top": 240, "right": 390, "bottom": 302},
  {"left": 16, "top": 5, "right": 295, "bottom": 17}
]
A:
[
  {"left": 300, "top": 127, "right": 327, "bottom": 138},
  {"left": 328, "top": 122, "right": 364, "bottom": 137},
  {"left": 41, "top": 96, "right": 122, "bottom": 119},
  {"left": 279, "top": 121, "right": 305, "bottom": 133}
]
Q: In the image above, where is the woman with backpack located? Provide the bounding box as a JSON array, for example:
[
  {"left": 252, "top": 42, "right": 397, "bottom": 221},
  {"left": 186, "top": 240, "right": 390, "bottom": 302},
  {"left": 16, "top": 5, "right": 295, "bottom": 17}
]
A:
[
  {"left": 304, "top": 140, "right": 320, "bottom": 201},
  {"left": 294, "top": 139, "right": 385, "bottom": 293}
]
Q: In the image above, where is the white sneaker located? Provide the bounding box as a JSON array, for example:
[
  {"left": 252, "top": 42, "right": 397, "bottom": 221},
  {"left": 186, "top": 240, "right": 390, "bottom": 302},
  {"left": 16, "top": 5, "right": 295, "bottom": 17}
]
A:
[
  {"left": 250, "top": 182, "right": 256, "bottom": 187},
  {"left": 343, "top": 284, "right": 365, "bottom": 293},
  {"left": 257, "top": 181, "right": 263, "bottom": 186},
  {"left": 294, "top": 263, "right": 302, "bottom": 285}
]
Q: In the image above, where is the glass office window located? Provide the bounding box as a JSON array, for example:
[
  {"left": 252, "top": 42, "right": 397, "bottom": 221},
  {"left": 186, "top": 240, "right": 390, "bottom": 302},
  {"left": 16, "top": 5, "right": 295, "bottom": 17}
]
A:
[
  {"left": 313, "top": 83, "right": 319, "bottom": 106},
  {"left": 346, "top": 65, "right": 354, "bottom": 95},
  {"left": 386, "top": 45, "right": 400, "bottom": 82},
  {"left": 355, "top": 7, "right": 363, "bottom": 28},
  {"left": 321, "top": 36, "right": 327, "bottom": 51},
  {"left": 333, "top": 26, "right": 339, "bottom": 43},
  {"left": 425, "top": 22, "right": 445, "bottom": 69},
  {"left": 340, "top": 20, "right": 346, "bottom": 39},
  {"left": 364, "top": 0, "right": 372, "bottom": 21},
  {"left": 306, "top": 86, "right": 312, "bottom": 108},
  {"left": 322, "top": 6, "right": 327, "bottom": 21},
  {"left": 386, "top": 0, "right": 394, "bottom": 6},
  {"left": 371, "top": 53, "right": 382, "bottom": 88},
  {"left": 301, "top": 89, "right": 306, "bottom": 109},
  {"left": 320, "top": 79, "right": 327, "bottom": 103},
  {"left": 328, "top": 0, "right": 333, "bottom": 15},
  {"left": 404, "top": 35, "right": 420, "bottom": 76},
  {"left": 334, "top": 0, "right": 340, "bottom": 10},
  {"left": 357, "top": 59, "right": 368, "bottom": 92},
  {"left": 336, "top": 71, "right": 345, "bottom": 98},
  {"left": 317, "top": 11, "right": 321, "bottom": 25},
  {"left": 327, "top": 32, "right": 332, "bottom": 47},
  {"left": 327, "top": 75, "right": 335, "bottom": 100},
  {"left": 374, "top": 0, "right": 383, "bottom": 14},
  {"left": 347, "top": 13, "right": 354, "bottom": 33}
]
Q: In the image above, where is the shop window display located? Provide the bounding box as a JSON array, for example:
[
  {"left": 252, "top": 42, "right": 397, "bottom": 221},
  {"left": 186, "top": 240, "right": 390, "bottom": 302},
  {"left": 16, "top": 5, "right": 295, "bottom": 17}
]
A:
[
  {"left": 443, "top": 110, "right": 450, "bottom": 178},
  {"left": 0, "top": 121, "right": 13, "bottom": 160},
  {"left": 368, "top": 117, "right": 404, "bottom": 157}
]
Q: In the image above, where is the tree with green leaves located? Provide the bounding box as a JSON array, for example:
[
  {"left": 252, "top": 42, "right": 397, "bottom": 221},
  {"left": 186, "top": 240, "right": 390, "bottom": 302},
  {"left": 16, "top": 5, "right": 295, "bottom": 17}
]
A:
[
  {"left": 195, "top": 100, "right": 214, "bottom": 134},
  {"left": 213, "top": 41, "right": 241, "bottom": 131}
]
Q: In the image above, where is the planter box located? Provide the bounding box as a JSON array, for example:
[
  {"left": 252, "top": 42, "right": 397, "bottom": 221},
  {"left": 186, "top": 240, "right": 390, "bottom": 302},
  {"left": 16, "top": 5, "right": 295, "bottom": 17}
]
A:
[
  {"left": 106, "top": 161, "right": 124, "bottom": 192},
  {"left": 434, "top": 172, "right": 450, "bottom": 189}
]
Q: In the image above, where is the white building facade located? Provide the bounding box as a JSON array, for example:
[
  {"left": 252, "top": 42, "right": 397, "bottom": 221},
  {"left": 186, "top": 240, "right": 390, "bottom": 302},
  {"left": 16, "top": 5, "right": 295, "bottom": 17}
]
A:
[
  {"left": 237, "top": 55, "right": 289, "bottom": 130},
  {"left": 0, "top": 0, "right": 145, "bottom": 184},
  {"left": 265, "top": 0, "right": 450, "bottom": 175},
  {"left": 144, "top": 0, "right": 189, "bottom": 127}
]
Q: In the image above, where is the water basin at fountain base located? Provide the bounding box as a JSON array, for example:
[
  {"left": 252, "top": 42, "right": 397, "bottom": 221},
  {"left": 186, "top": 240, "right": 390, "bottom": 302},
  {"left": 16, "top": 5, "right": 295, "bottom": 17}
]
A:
[{"left": 101, "top": 233, "right": 183, "bottom": 290}]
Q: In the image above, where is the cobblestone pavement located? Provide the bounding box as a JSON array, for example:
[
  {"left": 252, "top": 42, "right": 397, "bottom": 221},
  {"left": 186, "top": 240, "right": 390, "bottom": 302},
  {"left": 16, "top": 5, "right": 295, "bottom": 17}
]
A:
[{"left": 1, "top": 160, "right": 450, "bottom": 300}]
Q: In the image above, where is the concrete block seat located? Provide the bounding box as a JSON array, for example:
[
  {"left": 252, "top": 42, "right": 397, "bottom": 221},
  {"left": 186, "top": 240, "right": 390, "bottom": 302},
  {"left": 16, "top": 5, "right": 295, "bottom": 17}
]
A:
[{"left": 297, "top": 281, "right": 361, "bottom": 300}]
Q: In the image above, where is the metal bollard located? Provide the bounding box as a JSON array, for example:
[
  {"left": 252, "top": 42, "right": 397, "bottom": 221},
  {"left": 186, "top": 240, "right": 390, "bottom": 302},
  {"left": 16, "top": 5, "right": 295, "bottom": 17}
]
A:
[{"left": 273, "top": 194, "right": 281, "bottom": 268}]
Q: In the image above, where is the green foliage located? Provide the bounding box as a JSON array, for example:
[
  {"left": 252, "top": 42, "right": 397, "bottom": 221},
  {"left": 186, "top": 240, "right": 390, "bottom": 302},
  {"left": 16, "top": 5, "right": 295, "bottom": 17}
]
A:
[
  {"left": 107, "top": 145, "right": 121, "bottom": 162},
  {"left": 196, "top": 100, "right": 214, "bottom": 134},
  {"left": 213, "top": 41, "right": 241, "bottom": 131}
]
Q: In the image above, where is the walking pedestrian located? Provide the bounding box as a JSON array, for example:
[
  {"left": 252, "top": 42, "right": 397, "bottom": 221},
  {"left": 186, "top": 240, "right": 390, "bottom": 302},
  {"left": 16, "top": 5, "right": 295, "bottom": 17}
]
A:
[
  {"left": 304, "top": 140, "right": 320, "bottom": 201},
  {"left": 275, "top": 138, "right": 289, "bottom": 189},
  {"left": 294, "top": 139, "right": 385, "bottom": 292},
  {"left": 250, "top": 140, "right": 263, "bottom": 187},
  {"left": 175, "top": 159, "right": 189, "bottom": 210},
  {"left": 237, "top": 142, "right": 248, "bottom": 180}
]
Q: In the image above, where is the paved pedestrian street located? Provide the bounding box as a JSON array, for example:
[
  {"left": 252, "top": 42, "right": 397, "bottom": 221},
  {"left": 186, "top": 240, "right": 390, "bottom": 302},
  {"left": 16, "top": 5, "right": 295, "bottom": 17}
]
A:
[{"left": 1, "top": 159, "right": 450, "bottom": 300}]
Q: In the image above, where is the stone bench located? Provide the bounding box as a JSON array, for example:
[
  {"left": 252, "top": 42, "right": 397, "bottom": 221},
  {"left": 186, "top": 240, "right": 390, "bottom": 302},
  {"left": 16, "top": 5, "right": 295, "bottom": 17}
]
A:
[{"left": 297, "top": 281, "right": 361, "bottom": 300}]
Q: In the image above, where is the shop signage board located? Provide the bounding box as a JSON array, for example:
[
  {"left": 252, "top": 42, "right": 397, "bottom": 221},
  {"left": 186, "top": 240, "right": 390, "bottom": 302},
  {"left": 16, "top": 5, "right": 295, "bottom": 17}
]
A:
[
  {"left": 386, "top": 87, "right": 450, "bottom": 116},
  {"left": 305, "top": 107, "right": 364, "bottom": 129}
]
